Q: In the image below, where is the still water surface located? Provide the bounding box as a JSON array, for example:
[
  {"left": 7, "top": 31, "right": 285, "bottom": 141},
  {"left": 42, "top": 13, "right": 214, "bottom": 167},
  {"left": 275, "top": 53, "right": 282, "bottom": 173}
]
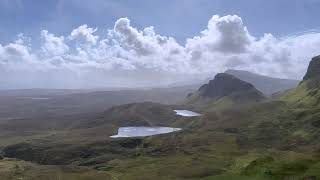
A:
[{"left": 110, "top": 127, "right": 181, "bottom": 138}]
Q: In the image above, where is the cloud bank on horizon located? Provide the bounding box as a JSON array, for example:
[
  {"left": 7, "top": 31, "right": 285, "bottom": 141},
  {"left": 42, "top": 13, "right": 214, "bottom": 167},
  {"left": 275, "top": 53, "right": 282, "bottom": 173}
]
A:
[{"left": 1, "top": 15, "right": 320, "bottom": 89}]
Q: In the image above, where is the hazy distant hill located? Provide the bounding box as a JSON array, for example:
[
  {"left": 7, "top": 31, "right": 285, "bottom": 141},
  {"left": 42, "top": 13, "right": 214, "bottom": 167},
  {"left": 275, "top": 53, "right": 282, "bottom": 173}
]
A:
[
  {"left": 186, "top": 73, "right": 265, "bottom": 109},
  {"left": 0, "top": 85, "right": 198, "bottom": 123},
  {"left": 77, "top": 102, "right": 182, "bottom": 128},
  {"left": 225, "top": 69, "right": 299, "bottom": 96},
  {"left": 4, "top": 56, "right": 320, "bottom": 180}
]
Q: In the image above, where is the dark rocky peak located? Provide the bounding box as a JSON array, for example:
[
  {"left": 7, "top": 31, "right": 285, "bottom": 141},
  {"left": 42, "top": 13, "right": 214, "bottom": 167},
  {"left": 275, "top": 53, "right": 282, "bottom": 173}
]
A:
[
  {"left": 303, "top": 55, "right": 320, "bottom": 81},
  {"left": 225, "top": 69, "right": 299, "bottom": 96},
  {"left": 198, "top": 73, "right": 258, "bottom": 98}
]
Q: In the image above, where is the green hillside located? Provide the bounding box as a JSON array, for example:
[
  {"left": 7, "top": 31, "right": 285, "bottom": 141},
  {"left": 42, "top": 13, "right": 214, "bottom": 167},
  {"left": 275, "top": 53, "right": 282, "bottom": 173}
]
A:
[
  {"left": 2, "top": 56, "right": 320, "bottom": 179},
  {"left": 186, "top": 73, "right": 265, "bottom": 111}
]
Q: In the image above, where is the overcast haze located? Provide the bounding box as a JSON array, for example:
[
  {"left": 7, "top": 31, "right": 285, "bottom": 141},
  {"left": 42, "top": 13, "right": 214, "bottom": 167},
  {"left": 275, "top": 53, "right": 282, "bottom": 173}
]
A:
[{"left": 1, "top": 0, "right": 320, "bottom": 89}]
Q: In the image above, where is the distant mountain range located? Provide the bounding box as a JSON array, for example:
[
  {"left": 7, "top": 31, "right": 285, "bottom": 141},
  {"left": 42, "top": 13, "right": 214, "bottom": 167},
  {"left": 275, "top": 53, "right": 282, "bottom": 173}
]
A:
[
  {"left": 198, "top": 73, "right": 264, "bottom": 100},
  {"left": 225, "top": 69, "right": 299, "bottom": 96},
  {"left": 3, "top": 55, "right": 320, "bottom": 179},
  {"left": 186, "top": 73, "right": 265, "bottom": 109}
]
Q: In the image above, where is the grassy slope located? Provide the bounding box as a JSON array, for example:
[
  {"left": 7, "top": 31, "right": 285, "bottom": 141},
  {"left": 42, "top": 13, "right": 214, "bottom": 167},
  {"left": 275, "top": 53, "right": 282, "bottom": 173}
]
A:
[
  {"left": 0, "top": 159, "right": 111, "bottom": 180},
  {"left": 3, "top": 100, "right": 320, "bottom": 180},
  {"left": 100, "top": 79, "right": 320, "bottom": 180},
  {"left": 2, "top": 81, "right": 320, "bottom": 179}
]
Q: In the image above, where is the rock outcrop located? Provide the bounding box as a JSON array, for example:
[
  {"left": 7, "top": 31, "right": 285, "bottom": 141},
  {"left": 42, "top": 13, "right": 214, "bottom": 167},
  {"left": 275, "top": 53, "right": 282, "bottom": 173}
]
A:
[
  {"left": 198, "top": 73, "right": 264, "bottom": 101},
  {"left": 186, "top": 73, "right": 265, "bottom": 107},
  {"left": 303, "top": 55, "right": 320, "bottom": 80}
]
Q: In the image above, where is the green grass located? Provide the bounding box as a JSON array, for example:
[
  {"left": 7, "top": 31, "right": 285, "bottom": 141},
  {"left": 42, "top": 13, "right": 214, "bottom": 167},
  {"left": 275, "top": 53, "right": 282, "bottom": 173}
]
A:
[
  {"left": 98, "top": 148, "right": 320, "bottom": 180},
  {"left": 3, "top": 79, "right": 320, "bottom": 179},
  {"left": 0, "top": 159, "right": 111, "bottom": 180},
  {"left": 282, "top": 80, "right": 320, "bottom": 108}
]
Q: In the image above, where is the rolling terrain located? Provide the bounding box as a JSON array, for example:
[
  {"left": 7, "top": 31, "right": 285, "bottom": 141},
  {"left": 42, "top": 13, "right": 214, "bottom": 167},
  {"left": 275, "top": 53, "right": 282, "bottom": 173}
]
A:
[{"left": 1, "top": 56, "right": 320, "bottom": 179}]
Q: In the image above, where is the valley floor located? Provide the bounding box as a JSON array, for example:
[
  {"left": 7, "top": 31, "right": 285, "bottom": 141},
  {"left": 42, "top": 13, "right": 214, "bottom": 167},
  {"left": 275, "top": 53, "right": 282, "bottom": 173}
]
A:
[{"left": 1, "top": 77, "right": 320, "bottom": 179}]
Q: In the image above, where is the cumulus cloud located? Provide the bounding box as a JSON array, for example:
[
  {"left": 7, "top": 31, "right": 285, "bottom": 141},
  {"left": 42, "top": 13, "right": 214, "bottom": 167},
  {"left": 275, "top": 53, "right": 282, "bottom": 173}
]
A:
[
  {"left": 41, "top": 30, "right": 69, "bottom": 56},
  {"left": 69, "top": 24, "right": 99, "bottom": 47},
  {"left": 186, "top": 15, "right": 253, "bottom": 54},
  {"left": 0, "top": 36, "right": 33, "bottom": 66},
  {"left": 4, "top": 43, "right": 29, "bottom": 57},
  {"left": 113, "top": 18, "right": 151, "bottom": 55},
  {"left": 1, "top": 14, "right": 320, "bottom": 89}
]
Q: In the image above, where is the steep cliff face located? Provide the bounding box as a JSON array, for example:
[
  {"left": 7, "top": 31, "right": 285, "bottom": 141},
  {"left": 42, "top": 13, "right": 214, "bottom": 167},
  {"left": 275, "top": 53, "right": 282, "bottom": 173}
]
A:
[
  {"left": 303, "top": 55, "right": 320, "bottom": 81},
  {"left": 186, "top": 73, "right": 265, "bottom": 108},
  {"left": 283, "top": 55, "right": 320, "bottom": 107},
  {"left": 198, "top": 73, "right": 260, "bottom": 99}
]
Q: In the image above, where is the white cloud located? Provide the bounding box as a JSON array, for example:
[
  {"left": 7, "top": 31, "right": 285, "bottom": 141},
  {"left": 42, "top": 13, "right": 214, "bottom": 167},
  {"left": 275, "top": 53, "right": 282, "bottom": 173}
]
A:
[
  {"left": 112, "top": 17, "right": 157, "bottom": 56},
  {"left": 4, "top": 43, "right": 29, "bottom": 57},
  {"left": 69, "top": 24, "right": 99, "bottom": 47},
  {"left": 41, "top": 30, "right": 69, "bottom": 56},
  {"left": 1, "top": 14, "right": 320, "bottom": 88},
  {"left": 0, "top": 37, "right": 32, "bottom": 65},
  {"left": 186, "top": 15, "right": 253, "bottom": 54}
]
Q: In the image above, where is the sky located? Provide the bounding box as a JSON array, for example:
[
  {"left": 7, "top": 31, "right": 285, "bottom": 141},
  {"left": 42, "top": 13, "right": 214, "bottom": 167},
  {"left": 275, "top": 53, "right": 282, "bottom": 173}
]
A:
[{"left": 1, "top": 0, "right": 320, "bottom": 89}]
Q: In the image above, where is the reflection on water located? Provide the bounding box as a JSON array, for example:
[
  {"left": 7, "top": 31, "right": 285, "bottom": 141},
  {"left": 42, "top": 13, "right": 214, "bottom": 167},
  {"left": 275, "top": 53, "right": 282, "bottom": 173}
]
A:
[
  {"left": 18, "top": 97, "right": 51, "bottom": 100},
  {"left": 110, "top": 127, "right": 181, "bottom": 138},
  {"left": 174, "top": 110, "right": 201, "bottom": 117}
]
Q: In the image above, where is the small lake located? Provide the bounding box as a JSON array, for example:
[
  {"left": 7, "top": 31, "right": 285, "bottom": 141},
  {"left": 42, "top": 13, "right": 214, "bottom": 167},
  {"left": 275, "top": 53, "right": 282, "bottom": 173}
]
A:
[
  {"left": 174, "top": 110, "right": 201, "bottom": 117},
  {"left": 110, "top": 127, "right": 182, "bottom": 138},
  {"left": 18, "top": 97, "right": 51, "bottom": 100}
]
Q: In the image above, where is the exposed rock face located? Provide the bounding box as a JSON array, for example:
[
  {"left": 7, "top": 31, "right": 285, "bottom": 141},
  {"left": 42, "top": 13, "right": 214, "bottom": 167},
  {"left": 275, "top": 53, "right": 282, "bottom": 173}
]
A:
[
  {"left": 225, "top": 69, "right": 299, "bottom": 96},
  {"left": 303, "top": 55, "right": 320, "bottom": 80},
  {"left": 188, "top": 73, "right": 266, "bottom": 106},
  {"left": 198, "top": 73, "right": 262, "bottom": 99}
]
